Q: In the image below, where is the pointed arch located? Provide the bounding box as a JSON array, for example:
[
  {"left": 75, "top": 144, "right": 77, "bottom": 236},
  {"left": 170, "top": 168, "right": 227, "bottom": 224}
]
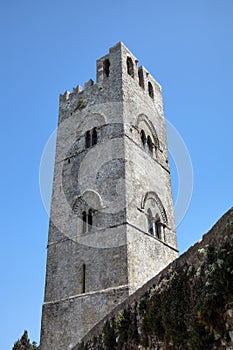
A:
[
  {"left": 72, "top": 189, "right": 103, "bottom": 214},
  {"left": 141, "top": 191, "right": 167, "bottom": 224},
  {"left": 136, "top": 114, "right": 159, "bottom": 149}
]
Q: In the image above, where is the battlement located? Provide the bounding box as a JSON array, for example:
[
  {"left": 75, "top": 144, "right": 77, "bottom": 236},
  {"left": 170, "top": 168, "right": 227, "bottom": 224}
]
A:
[{"left": 59, "top": 42, "right": 161, "bottom": 103}]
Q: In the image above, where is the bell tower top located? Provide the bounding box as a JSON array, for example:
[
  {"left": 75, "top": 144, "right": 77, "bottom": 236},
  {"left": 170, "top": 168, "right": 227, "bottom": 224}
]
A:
[
  {"left": 96, "top": 42, "right": 161, "bottom": 94},
  {"left": 59, "top": 42, "right": 162, "bottom": 124}
]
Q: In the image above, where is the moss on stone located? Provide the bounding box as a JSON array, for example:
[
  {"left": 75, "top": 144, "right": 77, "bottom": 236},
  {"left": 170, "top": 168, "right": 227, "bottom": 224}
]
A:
[{"left": 77, "top": 234, "right": 233, "bottom": 349}]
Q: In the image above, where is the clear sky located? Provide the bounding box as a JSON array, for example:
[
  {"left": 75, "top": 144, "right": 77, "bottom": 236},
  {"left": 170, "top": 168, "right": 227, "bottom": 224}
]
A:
[{"left": 1, "top": 0, "right": 233, "bottom": 348}]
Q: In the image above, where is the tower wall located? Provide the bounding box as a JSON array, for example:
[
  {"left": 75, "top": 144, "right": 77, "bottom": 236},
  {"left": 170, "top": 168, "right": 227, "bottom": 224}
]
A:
[
  {"left": 40, "top": 42, "right": 178, "bottom": 350},
  {"left": 119, "top": 44, "right": 177, "bottom": 292}
]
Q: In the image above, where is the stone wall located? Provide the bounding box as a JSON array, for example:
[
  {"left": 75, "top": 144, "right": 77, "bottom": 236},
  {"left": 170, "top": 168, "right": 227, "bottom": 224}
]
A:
[
  {"left": 40, "top": 42, "right": 178, "bottom": 350},
  {"left": 74, "top": 208, "right": 233, "bottom": 349}
]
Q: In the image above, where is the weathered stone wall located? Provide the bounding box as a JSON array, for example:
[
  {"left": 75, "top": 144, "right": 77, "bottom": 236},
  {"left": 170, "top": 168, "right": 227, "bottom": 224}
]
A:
[
  {"left": 41, "top": 285, "right": 129, "bottom": 350},
  {"left": 74, "top": 208, "right": 233, "bottom": 350},
  {"left": 40, "top": 42, "right": 177, "bottom": 350},
  {"left": 120, "top": 43, "right": 177, "bottom": 292},
  {"left": 44, "top": 226, "right": 129, "bottom": 301},
  {"left": 126, "top": 227, "right": 177, "bottom": 294}
]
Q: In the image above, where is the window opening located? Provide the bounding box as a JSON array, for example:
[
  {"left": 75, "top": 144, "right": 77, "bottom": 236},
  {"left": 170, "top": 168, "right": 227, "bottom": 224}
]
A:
[
  {"left": 103, "top": 59, "right": 110, "bottom": 77},
  {"left": 88, "top": 209, "right": 93, "bottom": 230},
  {"left": 138, "top": 69, "right": 144, "bottom": 88},
  {"left": 85, "top": 131, "right": 91, "bottom": 148},
  {"left": 82, "top": 211, "right": 87, "bottom": 233},
  {"left": 92, "top": 127, "right": 97, "bottom": 146},
  {"left": 155, "top": 220, "right": 161, "bottom": 239},
  {"left": 148, "top": 82, "right": 154, "bottom": 99},
  {"left": 147, "top": 209, "right": 162, "bottom": 239},
  {"left": 141, "top": 130, "right": 146, "bottom": 149},
  {"left": 147, "top": 135, "right": 153, "bottom": 155},
  {"left": 82, "top": 264, "right": 86, "bottom": 293},
  {"left": 147, "top": 209, "right": 153, "bottom": 235},
  {"left": 127, "top": 57, "right": 134, "bottom": 78}
]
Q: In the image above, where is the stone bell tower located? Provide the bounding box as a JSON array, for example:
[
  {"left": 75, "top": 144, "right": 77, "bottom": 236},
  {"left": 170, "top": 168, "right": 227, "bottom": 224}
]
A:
[{"left": 40, "top": 42, "right": 178, "bottom": 350}]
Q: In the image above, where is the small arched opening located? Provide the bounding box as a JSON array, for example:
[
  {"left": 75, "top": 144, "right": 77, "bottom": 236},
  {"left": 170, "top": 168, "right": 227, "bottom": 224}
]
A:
[
  {"left": 138, "top": 69, "right": 144, "bottom": 88},
  {"left": 92, "top": 127, "right": 97, "bottom": 146},
  {"left": 127, "top": 57, "right": 134, "bottom": 78},
  {"left": 155, "top": 219, "right": 161, "bottom": 239},
  {"left": 85, "top": 131, "right": 91, "bottom": 148},
  {"left": 88, "top": 209, "right": 93, "bottom": 230},
  {"left": 141, "top": 130, "right": 146, "bottom": 149},
  {"left": 82, "top": 211, "right": 87, "bottom": 233},
  {"left": 103, "top": 59, "right": 110, "bottom": 77},
  {"left": 148, "top": 82, "right": 154, "bottom": 99},
  {"left": 147, "top": 209, "right": 153, "bottom": 235},
  {"left": 147, "top": 135, "right": 153, "bottom": 155}
]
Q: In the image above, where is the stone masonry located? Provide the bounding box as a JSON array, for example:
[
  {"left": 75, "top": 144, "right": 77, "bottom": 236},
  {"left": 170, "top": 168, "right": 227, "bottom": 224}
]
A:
[
  {"left": 40, "top": 42, "right": 178, "bottom": 350},
  {"left": 76, "top": 208, "right": 233, "bottom": 350}
]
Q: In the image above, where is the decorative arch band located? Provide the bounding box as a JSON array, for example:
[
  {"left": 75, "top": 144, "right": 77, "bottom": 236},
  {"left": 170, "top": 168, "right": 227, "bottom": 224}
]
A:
[
  {"left": 136, "top": 114, "right": 159, "bottom": 149},
  {"left": 141, "top": 191, "right": 168, "bottom": 224},
  {"left": 72, "top": 189, "right": 103, "bottom": 214}
]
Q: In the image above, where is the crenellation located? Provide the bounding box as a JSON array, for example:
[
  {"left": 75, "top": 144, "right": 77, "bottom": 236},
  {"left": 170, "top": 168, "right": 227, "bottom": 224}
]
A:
[
  {"left": 59, "top": 90, "right": 70, "bottom": 101},
  {"left": 72, "top": 85, "right": 82, "bottom": 93},
  {"left": 84, "top": 79, "right": 94, "bottom": 90}
]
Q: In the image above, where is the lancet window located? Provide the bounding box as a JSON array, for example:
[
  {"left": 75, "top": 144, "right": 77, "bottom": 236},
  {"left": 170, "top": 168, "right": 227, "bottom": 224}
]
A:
[
  {"left": 85, "top": 128, "right": 98, "bottom": 149},
  {"left": 82, "top": 209, "right": 93, "bottom": 233}
]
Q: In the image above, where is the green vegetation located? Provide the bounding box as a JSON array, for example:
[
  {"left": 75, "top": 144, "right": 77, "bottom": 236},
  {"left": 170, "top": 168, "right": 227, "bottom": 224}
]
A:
[
  {"left": 78, "top": 234, "right": 233, "bottom": 349},
  {"left": 12, "top": 330, "right": 39, "bottom": 350},
  {"left": 75, "top": 98, "right": 88, "bottom": 111}
]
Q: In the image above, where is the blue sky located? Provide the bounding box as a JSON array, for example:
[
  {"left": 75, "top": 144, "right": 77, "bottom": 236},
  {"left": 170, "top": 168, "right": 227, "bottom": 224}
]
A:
[{"left": 1, "top": 0, "right": 233, "bottom": 348}]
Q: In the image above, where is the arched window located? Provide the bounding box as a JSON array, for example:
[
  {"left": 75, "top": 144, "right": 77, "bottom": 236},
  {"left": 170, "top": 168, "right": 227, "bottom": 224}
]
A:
[
  {"left": 148, "top": 82, "right": 154, "bottom": 99},
  {"left": 141, "top": 130, "right": 146, "bottom": 149},
  {"left": 155, "top": 219, "right": 161, "bottom": 239},
  {"left": 82, "top": 209, "right": 93, "bottom": 232},
  {"left": 82, "top": 211, "right": 87, "bottom": 233},
  {"left": 103, "top": 59, "right": 110, "bottom": 77},
  {"left": 147, "top": 209, "right": 153, "bottom": 235},
  {"left": 88, "top": 209, "right": 93, "bottom": 230},
  {"left": 85, "top": 131, "right": 91, "bottom": 148},
  {"left": 85, "top": 128, "right": 98, "bottom": 149},
  {"left": 140, "top": 130, "right": 154, "bottom": 156},
  {"left": 138, "top": 69, "right": 144, "bottom": 88},
  {"left": 147, "top": 135, "right": 153, "bottom": 155},
  {"left": 92, "top": 127, "right": 97, "bottom": 146},
  {"left": 147, "top": 209, "right": 163, "bottom": 239},
  {"left": 142, "top": 191, "right": 167, "bottom": 242},
  {"left": 127, "top": 57, "right": 134, "bottom": 78}
]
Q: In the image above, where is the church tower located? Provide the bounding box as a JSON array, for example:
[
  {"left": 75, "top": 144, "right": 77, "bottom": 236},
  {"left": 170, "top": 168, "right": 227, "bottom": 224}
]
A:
[{"left": 40, "top": 42, "right": 178, "bottom": 350}]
